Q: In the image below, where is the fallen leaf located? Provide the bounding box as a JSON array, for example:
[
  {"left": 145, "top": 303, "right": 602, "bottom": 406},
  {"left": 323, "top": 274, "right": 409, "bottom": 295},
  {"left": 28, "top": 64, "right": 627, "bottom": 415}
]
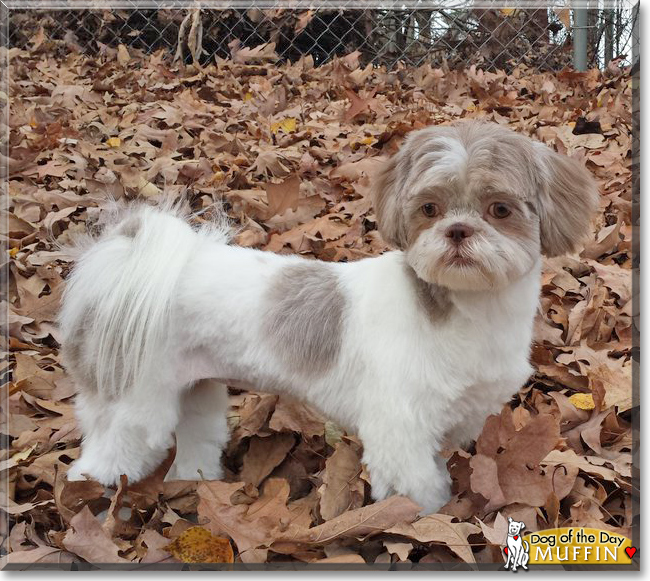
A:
[
  {"left": 62, "top": 506, "right": 129, "bottom": 563},
  {"left": 569, "top": 392, "right": 595, "bottom": 410},
  {"left": 165, "top": 526, "right": 234, "bottom": 563},
  {"left": 270, "top": 117, "right": 297, "bottom": 134},
  {"left": 386, "top": 513, "right": 481, "bottom": 564},
  {"left": 318, "top": 441, "right": 363, "bottom": 520},
  {"left": 240, "top": 433, "right": 295, "bottom": 487}
]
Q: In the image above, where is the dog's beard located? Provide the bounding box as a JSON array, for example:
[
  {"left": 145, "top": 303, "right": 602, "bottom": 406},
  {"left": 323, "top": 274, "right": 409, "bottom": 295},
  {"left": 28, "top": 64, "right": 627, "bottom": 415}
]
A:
[{"left": 406, "top": 226, "right": 540, "bottom": 291}]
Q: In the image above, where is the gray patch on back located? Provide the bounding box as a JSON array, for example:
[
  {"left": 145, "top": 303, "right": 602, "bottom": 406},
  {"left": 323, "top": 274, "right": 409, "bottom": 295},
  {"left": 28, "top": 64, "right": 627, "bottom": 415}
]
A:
[
  {"left": 264, "top": 263, "right": 345, "bottom": 375},
  {"left": 404, "top": 264, "right": 453, "bottom": 323}
]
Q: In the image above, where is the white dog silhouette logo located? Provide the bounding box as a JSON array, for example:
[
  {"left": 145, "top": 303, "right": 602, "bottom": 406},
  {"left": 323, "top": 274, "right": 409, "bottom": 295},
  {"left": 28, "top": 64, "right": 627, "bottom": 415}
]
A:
[{"left": 504, "top": 517, "right": 529, "bottom": 571}]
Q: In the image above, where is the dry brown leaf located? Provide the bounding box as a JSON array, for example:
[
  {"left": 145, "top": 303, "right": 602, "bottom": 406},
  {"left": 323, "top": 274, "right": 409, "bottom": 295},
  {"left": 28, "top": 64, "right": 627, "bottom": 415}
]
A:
[
  {"left": 197, "top": 478, "right": 296, "bottom": 563},
  {"left": 240, "top": 433, "right": 295, "bottom": 486},
  {"left": 273, "top": 496, "right": 421, "bottom": 549},
  {"left": 4, "top": 38, "right": 632, "bottom": 566},
  {"left": 470, "top": 409, "right": 566, "bottom": 510},
  {"left": 62, "top": 506, "right": 129, "bottom": 563},
  {"left": 318, "top": 440, "right": 364, "bottom": 520},
  {"left": 386, "top": 513, "right": 480, "bottom": 564},
  {"left": 265, "top": 174, "right": 301, "bottom": 218}
]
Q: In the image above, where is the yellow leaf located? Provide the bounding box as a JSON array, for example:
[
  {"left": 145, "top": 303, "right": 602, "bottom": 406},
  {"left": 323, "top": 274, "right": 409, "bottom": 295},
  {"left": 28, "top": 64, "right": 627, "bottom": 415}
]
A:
[
  {"left": 165, "top": 526, "right": 234, "bottom": 563},
  {"left": 351, "top": 136, "right": 375, "bottom": 150},
  {"left": 569, "top": 393, "right": 595, "bottom": 410},
  {"left": 9, "top": 247, "right": 19, "bottom": 258},
  {"left": 243, "top": 92, "right": 253, "bottom": 101},
  {"left": 117, "top": 44, "right": 130, "bottom": 66},
  {"left": 500, "top": 8, "right": 517, "bottom": 16},
  {"left": 324, "top": 420, "right": 344, "bottom": 447},
  {"left": 136, "top": 176, "right": 160, "bottom": 197},
  {"left": 270, "top": 117, "right": 297, "bottom": 135},
  {"left": 11, "top": 444, "right": 36, "bottom": 463},
  {"left": 106, "top": 137, "right": 121, "bottom": 148}
]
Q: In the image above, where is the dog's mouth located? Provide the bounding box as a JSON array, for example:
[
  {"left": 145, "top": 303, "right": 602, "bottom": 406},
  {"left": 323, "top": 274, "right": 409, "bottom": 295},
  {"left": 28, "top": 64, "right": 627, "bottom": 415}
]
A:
[{"left": 443, "top": 251, "right": 475, "bottom": 267}]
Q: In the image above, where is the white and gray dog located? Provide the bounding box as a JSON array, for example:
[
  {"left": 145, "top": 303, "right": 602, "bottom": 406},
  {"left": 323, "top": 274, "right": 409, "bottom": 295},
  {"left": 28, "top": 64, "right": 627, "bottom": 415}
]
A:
[{"left": 61, "top": 120, "right": 598, "bottom": 514}]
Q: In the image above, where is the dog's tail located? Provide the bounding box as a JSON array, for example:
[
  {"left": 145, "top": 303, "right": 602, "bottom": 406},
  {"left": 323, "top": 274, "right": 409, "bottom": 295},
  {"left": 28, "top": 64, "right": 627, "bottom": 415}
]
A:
[{"left": 59, "top": 202, "right": 231, "bottom": 397}]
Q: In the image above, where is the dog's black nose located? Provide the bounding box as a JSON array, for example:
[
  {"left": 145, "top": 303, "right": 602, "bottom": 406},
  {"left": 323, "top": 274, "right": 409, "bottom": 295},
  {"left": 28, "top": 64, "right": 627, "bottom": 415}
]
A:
[{"left": 445, "top": 223, "right": 474, "bottom": 244}]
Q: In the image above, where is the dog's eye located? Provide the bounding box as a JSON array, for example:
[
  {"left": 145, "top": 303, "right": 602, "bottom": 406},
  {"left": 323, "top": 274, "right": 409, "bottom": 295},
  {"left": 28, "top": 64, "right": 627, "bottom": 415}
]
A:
[
  {"left": 489, "top": 202, "right": 511, "bottom": 219},
  {"left": 421, "top": 203, "right": 438, "bottom": 218}
]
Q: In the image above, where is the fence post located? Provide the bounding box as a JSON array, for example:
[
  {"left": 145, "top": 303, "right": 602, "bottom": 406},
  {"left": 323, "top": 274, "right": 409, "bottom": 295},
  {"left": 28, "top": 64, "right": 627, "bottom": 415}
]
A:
[
  {"left": 604, "top": 8, "right": 614, "bottom": 66},
  {"left": 573, "top": 7, "right": 588, "bottom": 71}
]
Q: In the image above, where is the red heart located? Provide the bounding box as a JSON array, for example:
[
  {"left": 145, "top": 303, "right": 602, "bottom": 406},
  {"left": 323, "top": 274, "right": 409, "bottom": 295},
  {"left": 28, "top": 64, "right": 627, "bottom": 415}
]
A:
[
  {"left": 625, "top": 547, "right": 637, "bottom": 558},
  {"left": 514, "top": 535, "right": 519, "bottom": 540},
  {"left": 503, "top": 547, "right": 508, "bottom": 555}
]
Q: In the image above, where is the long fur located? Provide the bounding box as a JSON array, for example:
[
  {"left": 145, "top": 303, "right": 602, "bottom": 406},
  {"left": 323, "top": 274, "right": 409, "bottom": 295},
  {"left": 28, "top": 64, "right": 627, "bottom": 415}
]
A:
[
  {"left": 59, "top": 203, "right": 231, "bottom": 397},
  {"left": 61, "top": 121, "right": 598, "bottom": 513}
]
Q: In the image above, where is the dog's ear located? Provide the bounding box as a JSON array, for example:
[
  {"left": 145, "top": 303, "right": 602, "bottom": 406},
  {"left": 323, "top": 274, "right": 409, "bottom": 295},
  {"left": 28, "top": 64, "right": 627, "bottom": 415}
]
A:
[
  {"left": 508, "top": 517, "right": 513, "bottom": 523},
  {"left": 371, "top": 153, "right": 408, "bottom": 249},
  {"left": 533, "top": 143, "right": 599, "bottom": 257},
  {"left": 519, "top": 521, "right": 525, "bottom": 530}
]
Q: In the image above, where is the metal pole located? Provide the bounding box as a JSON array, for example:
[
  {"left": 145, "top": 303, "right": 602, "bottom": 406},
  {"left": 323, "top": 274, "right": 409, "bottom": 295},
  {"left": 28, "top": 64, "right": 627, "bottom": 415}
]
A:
[
  {"left": 573, "top": 8, "right": 588, "bottom": 71},
  {"left": 604, "top": 9, "right": 614, "bottom": 66}
]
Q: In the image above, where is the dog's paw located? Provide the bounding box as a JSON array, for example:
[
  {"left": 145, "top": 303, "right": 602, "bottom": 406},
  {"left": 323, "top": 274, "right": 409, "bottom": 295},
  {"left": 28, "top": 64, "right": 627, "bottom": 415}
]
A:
[
  {"left": 413, "top": 487, "right": 452, "bottom": 515},
  {"left": 166, "top": 460, "right": 223, "bottom": 482},
  {"left": 66, "top": 459, "right": 114, "bottom": 485},
  {"left": 66, "top": 460, "right": 90, "bottom": 482},
  {"left": 66, "top": 457, "right": 129, "bottom": 487}
]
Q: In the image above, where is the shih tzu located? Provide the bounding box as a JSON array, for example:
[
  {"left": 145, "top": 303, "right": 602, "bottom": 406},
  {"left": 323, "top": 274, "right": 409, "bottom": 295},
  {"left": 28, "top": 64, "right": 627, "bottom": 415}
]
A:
[{"left": 61, "top": 120, "right": 598, "bottom": 514}]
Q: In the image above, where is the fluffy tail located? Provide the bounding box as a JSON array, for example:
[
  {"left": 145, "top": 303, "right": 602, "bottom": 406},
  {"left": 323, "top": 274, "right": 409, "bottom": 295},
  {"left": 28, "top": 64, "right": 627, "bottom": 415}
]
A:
[{"left": 59, "top": 203, "right": 230, "bottom": 397}]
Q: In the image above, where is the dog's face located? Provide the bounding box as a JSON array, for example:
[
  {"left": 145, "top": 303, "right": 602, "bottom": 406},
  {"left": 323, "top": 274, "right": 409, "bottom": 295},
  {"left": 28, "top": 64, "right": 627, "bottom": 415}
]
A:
[
  {"left": 508, "top": 517, "right": 525, "bottom": 536},
  {"left": 372, "top": 121, "right": 599, "bottom": 291}
]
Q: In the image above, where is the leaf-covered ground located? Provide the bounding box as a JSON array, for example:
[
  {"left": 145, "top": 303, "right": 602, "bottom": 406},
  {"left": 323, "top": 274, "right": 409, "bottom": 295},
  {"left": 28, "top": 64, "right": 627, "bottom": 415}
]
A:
[{"left": 3, "top": 38, "right": 634, "bottom": 568}]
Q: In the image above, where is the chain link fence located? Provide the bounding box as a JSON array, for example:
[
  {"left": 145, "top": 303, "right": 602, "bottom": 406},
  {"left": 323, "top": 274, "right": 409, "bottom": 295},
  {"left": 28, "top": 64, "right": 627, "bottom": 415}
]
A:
[{"left": 5, "top": 2, "right": 639, "bottom": 72}]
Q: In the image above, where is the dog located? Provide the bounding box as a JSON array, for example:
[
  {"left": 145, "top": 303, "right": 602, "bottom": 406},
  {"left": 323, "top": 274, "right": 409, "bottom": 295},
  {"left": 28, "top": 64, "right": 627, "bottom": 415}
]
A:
[
  {"left": 504, "top": 517, "right": 529, "bottom": 571},
  {"left": 60, "top": 120, "right": 598, "bottom": 514}
]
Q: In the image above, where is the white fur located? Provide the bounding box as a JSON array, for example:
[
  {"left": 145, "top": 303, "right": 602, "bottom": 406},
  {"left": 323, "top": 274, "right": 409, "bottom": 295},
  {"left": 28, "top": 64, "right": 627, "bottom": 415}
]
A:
[
  {"left": 61, "top": 122, "right": 593, "bottom": 514},
  {"left": 62, "top": 206, "right": 539, "bottom": 513}
]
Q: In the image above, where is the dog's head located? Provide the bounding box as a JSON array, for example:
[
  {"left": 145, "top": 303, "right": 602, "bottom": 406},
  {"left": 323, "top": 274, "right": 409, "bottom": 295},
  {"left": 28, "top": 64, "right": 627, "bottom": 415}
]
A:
[
  {"left": 507, "top": 517, "right": 526, "bottom": 536},
  {"left": 372, "top": 121, "right": 599, "bottom": 291}
]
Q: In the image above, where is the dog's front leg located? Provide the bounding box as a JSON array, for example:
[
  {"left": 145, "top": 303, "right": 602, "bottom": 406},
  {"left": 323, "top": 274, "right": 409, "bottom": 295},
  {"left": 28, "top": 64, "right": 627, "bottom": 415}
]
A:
[{"left": 359, "top": 407, "right": 451, "bottom": 515}]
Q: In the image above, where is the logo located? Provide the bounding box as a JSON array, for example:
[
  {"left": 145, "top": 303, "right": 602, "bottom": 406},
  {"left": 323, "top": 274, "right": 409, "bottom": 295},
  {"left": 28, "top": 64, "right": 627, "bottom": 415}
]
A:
[
  {"left": 503, "top": 517, "right": 529, "bottom": 572},
  {"left": 525, "top": 528, "right": 636, "bottom": 564},
  {"left": 499, "top": 521, "right": 636, "bottom": 568}
]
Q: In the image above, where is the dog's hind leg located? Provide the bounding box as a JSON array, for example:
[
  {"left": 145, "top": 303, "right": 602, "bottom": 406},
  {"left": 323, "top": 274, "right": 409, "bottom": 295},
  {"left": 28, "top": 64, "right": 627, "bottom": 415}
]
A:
[
  {"left": 67, "top": 379, "right": 185, "bottom": 486},
  {"left": 166, "top": 379, "right": 230, "bottom": 481}
]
